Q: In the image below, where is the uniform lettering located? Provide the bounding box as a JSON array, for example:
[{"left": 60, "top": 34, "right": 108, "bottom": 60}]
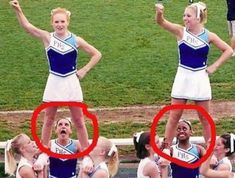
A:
[
  {"left": 56, "top": 148, "right": 67, "bottom": 154},
  {"left": 177, "top": 151, "right": 190, "bottom": 160},
  {"left": 186, "top": 36, "right": 198, "bottom": 45},
  {"left": 53, "top": 40, "right": 65, "bottom": 50}
]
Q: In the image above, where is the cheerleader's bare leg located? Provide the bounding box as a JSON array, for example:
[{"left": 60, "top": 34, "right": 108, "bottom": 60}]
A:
[
  {"left": 41, "top": 106, "right": 58, "bottom": 146},
  {"left": 195, "top": 100, "right": 211, "bottom": 143},
  {"left": 163, "top": 98, "right": 187, "bottom": 148},
  {"left": 69, "top": 106, "right": 89, "bottom": 150}
]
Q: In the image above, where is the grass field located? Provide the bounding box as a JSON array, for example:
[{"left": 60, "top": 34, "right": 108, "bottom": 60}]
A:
[
  {"left": 1, "top": 0, "right": 235, "bottom": 110},
  {"left": 0, "top": 0, "right": 235, "bottom": 177},
  {"left": 0, "top": 118, "right": 234, "bottom": 141}
]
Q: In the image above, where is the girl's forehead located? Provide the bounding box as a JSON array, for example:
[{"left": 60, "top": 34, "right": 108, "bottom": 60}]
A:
[
  {"left": 178, "top": 121, "right": 190, "bottom": 128},
  {"left": 185, "top": 7, "right": 195, "bottom": 14},
  {"left": 58, "top": 119, "right": 70, "bottom": 124},
  {"left": 216, "top": 137, "right": 223, "bottom": 143},
  {"left": 52, "top": 13, "right": 68, "bottom": 20},
  {"left": 21, "top": 134, "right": 30, "bottom": 142},
  {"left": 56, "top": 119, "right": 71, "bottom": 127}
]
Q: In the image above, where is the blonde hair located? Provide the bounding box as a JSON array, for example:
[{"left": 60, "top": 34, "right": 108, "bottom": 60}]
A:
[
  {"left": 99, "top": 137, "right": 119, "bottom": 177},
  {"left": 188, "top": 1, "right": 207, "bottom": 24},
  {"left": 50, "top": 7, "right": 71, "bottom": 23},
  {"left": 5, "top": 134, "right": 26, "bottom": 175}
]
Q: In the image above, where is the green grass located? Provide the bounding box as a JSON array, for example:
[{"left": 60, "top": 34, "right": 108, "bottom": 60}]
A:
[
  {"left": 0, "top": 118, "right": 234, "bottom": 141},
  {"left": 0, "top": 0, "right": 234, "bottom": 110}
]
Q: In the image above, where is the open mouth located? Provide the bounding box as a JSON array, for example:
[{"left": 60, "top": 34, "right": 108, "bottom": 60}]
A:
[
  {"left": 178, "top": 134, "right": 186, "bottom": 138},
  {"left": 60, "top": 129, "right": 67, "bottom": 134}
]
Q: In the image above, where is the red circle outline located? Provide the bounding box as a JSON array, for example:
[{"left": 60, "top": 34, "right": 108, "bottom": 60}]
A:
[
  {"left": 31, "top": 102, "right": 99, "bottom": 159},
  {"left": 150, "top": 104, "right": 216, "bottom": 169}
]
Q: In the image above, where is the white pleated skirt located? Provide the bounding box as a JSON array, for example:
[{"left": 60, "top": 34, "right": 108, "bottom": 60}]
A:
[
  {"left": 43, "top": 73, "right": 83, "bottom": 102},
  {"left": 171, "top": 67, "right": 211, "bottom": 101}
]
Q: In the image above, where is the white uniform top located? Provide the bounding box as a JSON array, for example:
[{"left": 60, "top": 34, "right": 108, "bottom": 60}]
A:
[
  {"left": 88, "top": 162, "right": 109, "bottom": 178},
  {"left": 16, "top": 157, "right": 33, "bottom": 178},
  {"left": 214, "top": 157, "right": 232, "bottom": 172},
  {"left": 137, "top": 157, "right": 159, "bottom": 178}
]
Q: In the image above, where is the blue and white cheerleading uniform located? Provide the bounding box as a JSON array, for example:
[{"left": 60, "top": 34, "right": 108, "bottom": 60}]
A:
[
  {"left": 88, "top": 162, "right": 109, "bottom": 178},
  {"left": 43, "top": 32, "right": 83, "bottom": 102},
  {"left": 171, "top": 27, "right": 211, "bottom": 100},
  {"left": 170, "top": 143, "right": 200, "bottom": 178},
  {"left": 49, "top": 139, "right": 78, "bottom": 178}
]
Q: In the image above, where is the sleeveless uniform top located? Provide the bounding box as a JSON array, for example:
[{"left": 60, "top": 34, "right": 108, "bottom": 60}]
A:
[
  {"left": 170, "top": 143, "right": 200, "bottom": 178},
  {"left": 49, "top": 139, "right": 78, "bottom": 178},
  {"left": 16, "top": 157, "right": 34, "bottom": 178},
  {"left": 88, "top": 162, "right": 109, "bottom": 178},
  {"left": 178, "top": 27, "right": 210, "bottom": 71},
  {"left": 137, "top": 157, "right": 159, "bottom": 178},
  {"left": 46, "top": 32, "right": 78, "bottom": 77},
  {"left": 213, "top": 157, "right": 232, "bottom": 172}
]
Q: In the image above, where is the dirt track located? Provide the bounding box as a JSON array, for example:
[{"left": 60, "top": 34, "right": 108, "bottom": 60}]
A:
[{"left": 1, "top": 101, "right": 235, "bottom": 125}]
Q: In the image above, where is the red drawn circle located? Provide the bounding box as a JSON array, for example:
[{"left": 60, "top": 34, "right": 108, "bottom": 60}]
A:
[
  {"left": 150, "top": 104, "right": 216, "bottom": 169},
  {"left": 31, "top": 102, "right": 99, "bottom": 159}
]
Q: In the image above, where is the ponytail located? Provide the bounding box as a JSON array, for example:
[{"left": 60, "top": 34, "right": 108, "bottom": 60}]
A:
[
  {"left": 133, "top": 131, "right": 150, "bottom": 159},
  {"left": 4, "top": 134, "right": 25, "bottom": 175},
  {"left": 99, "top": 137, "right": 119, "bottom": 177},
  {"left": 107, "top": 150, "right": 119, "bottom": 177},
  {"left": 5, "top": 140, "right": 17, "bottom": 175}
]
